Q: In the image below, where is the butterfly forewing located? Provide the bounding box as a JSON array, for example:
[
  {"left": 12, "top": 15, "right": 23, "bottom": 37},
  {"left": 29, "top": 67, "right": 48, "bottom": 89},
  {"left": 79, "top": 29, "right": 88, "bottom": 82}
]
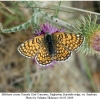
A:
[
  {"left": 64, "top": 33, "right": 84, "bottom": 50},
  {"left": 18, "top": 35, "right": 44, "bottom": 58},
  {"left": 52, "top": 32, "right": 84, "bottom": 51}
]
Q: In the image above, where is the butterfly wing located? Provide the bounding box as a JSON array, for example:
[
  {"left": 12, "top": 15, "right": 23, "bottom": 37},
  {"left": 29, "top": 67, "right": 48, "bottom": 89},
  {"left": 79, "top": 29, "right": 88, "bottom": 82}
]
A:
[
  {"left": 35, "top": 43, "right": 53, "bottom": 66},
  {"left": 64, "top": 33, "right": 84, "bottom": 50},
  {"left": 53, "top": 41, "right": 71, "bottom": 61},
  {"left": 18, "top": 35, "right": 44, "bottom": 58},
  {"left": 52, "top": 32, "right": 84, "bottom": 51}
]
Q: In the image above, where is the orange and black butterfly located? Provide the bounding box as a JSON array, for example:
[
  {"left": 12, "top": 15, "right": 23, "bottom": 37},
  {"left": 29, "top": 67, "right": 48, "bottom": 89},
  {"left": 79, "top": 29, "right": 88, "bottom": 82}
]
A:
[{"left": 18, "top": 32, "right": 84, "bottom": 66}]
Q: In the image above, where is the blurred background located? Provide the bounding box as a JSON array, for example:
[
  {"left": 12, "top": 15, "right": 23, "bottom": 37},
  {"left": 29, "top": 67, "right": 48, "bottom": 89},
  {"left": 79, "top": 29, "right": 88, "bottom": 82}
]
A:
[{"left": 0, "top": 1, "right": 100, "bottom": 92}]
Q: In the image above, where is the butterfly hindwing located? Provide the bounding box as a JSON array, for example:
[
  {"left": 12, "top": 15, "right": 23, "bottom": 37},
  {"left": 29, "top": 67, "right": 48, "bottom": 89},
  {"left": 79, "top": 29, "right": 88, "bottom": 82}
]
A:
[
  {"left": 35, "top": 43, "right": 53, "bottom": 66},
  {"left": 53, "top": 41, "right": 71, "bottom": 61}
]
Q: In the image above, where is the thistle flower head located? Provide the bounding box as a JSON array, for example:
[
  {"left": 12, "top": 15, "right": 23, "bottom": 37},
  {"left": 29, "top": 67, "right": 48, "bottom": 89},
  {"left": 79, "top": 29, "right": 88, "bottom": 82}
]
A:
[
  {"left": 90, "top": 31, "right": 100, "bottom": 52},
  {"left": 35, "top": 23, "right": 65, "bottom": 35},
  {"left": 74, "top": 14, "right": 100, "bottom": 55}
]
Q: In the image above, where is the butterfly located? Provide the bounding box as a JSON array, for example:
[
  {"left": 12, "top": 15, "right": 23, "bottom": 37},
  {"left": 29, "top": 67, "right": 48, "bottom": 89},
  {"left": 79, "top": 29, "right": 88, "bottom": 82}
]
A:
[{"left": 18, "top": 32, "right": 84, "bottom": 66}]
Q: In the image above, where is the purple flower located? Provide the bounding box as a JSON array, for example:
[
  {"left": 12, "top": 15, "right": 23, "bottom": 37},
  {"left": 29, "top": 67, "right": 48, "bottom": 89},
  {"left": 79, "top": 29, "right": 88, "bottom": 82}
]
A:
[
  {"left": 90, "top": 31, "right": 100, "bottom": 51},
  {"left": 35, "top": 23, "right": 65, "bottom": 35}
]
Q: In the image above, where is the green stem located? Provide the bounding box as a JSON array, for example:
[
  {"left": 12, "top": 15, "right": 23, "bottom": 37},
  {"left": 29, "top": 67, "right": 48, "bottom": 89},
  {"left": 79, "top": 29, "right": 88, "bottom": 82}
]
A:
[
  {"left": 54, "top": 1, "right": 61, "bottom": 18},
  {"left": 81, "top": 55, "right": 97, "bottom": 92}
]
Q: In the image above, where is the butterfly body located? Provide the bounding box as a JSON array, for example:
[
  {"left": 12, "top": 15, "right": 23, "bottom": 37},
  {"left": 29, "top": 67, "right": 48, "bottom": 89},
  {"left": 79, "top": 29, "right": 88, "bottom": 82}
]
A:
[
  {"left": 44, "top": 34, "right": 55, "bottom": 55},
  {"left": 18, "top": 32, "right": 84, "bottom": 66}
]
